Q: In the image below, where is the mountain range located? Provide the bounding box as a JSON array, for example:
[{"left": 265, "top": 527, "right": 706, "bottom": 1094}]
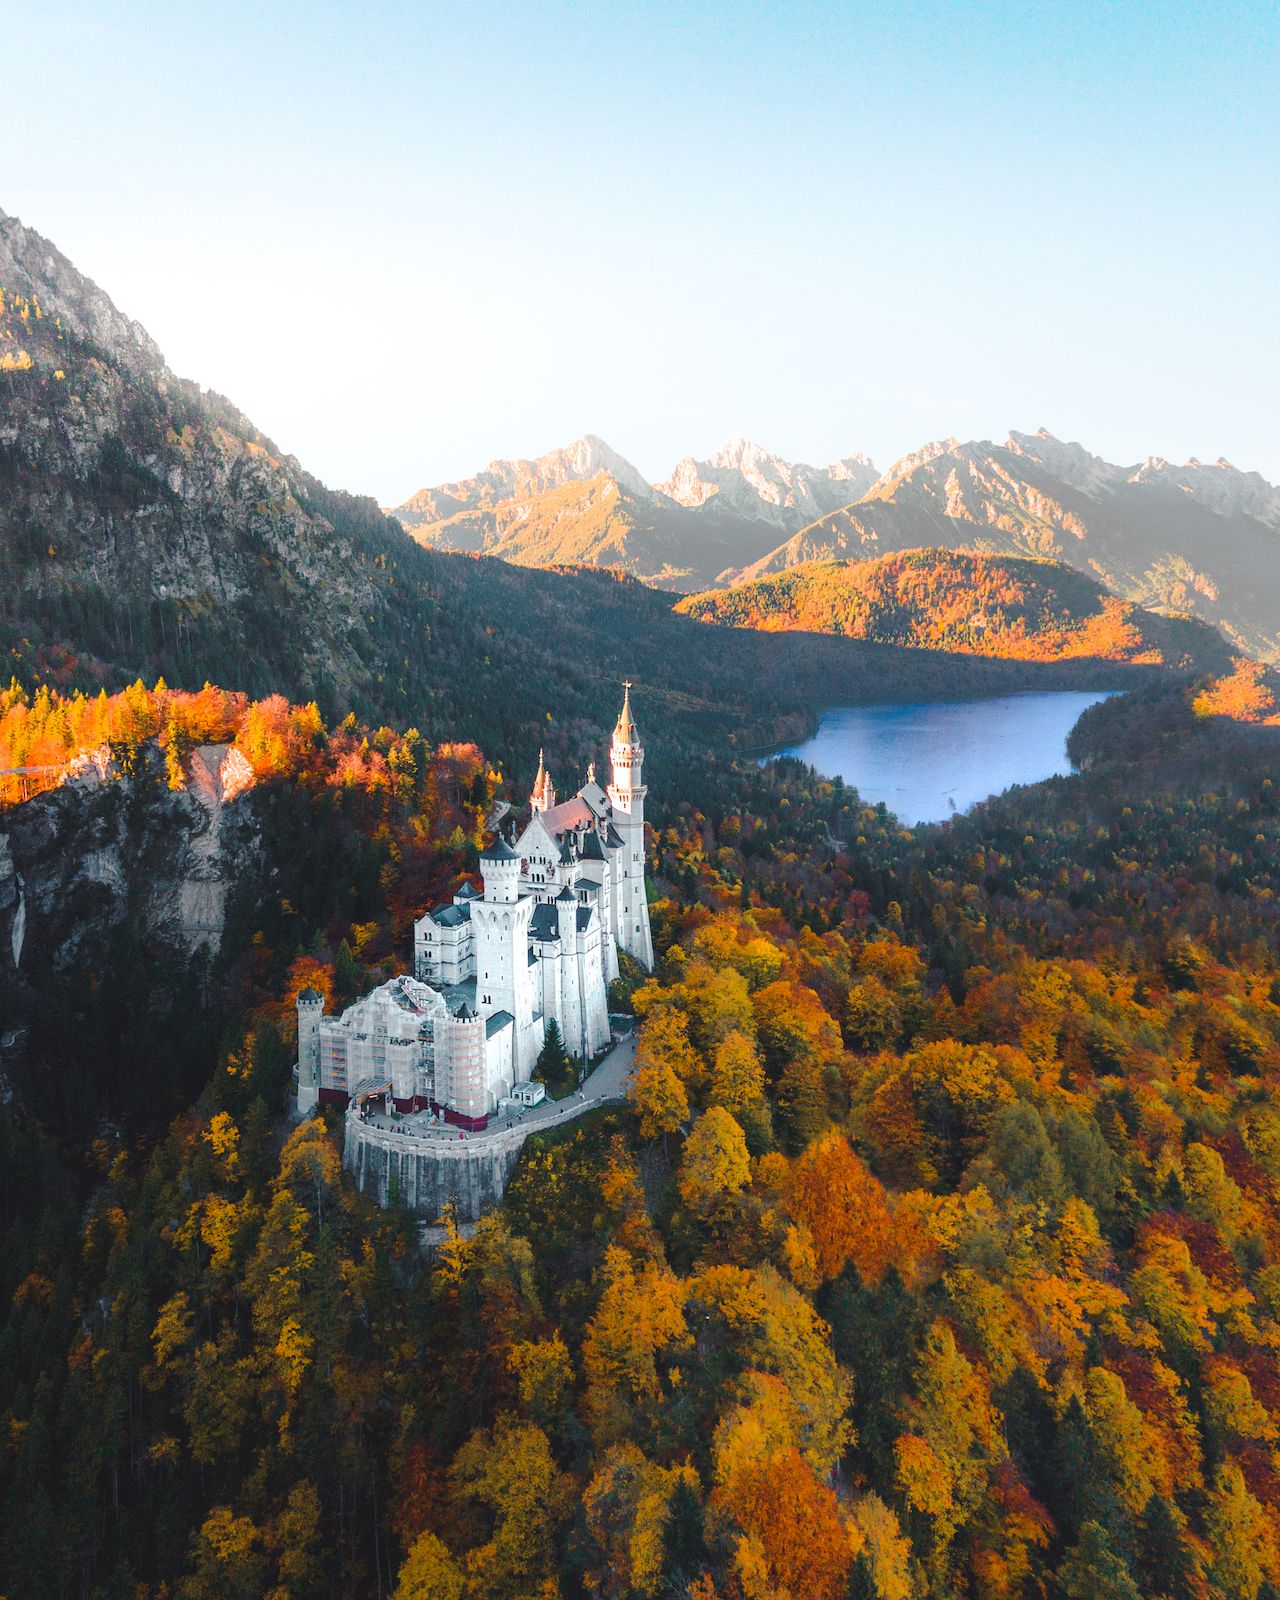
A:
[
  {"left": 390, "top": 437, "right": 878, "bottom": 590},
  {"left": 5, "top": 207, "right": 1164, "bottom": 790},
  {"left": 746, "top": 430, "right": 1280, "bottom": 661},
  {"left": 393, "top": 429, "right": 1280, "bottom": 660},
  {"left": 2, "top": 198, "right": 1275, "bottom": 788}
]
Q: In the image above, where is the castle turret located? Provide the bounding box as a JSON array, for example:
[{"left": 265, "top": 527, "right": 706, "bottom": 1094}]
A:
[
  {"left": 437, "top": 1002, "right": 487, "bottom": 1126},
  {"left": 480, "top": 833, "right": 520, "bottom": 904},
  {"left": 296, "top": 987, "right": 325, "bottom": 1113},
  {"left": 472, "top": 834, "right": 540, "bottom": 1080},
  {"left": 530, "top": 749, "right": 556, "bottom": 814},
  {"left": 607, "top": 682, "right": 654, "bottom": 969}
]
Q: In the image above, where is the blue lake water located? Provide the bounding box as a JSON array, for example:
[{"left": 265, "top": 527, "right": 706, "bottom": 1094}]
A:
[{"left": 773, "top": 691, "right": 1119, "bottom": 826}]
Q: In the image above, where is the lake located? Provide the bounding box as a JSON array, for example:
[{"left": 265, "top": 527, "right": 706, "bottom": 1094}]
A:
[{"left": 772, "top": 690, "right": 1119, "bottom": 826}]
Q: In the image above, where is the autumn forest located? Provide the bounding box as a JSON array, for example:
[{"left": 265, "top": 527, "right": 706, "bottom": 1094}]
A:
[{"left": 0, "top": 661, "right": 1278, "bottom": 1600}]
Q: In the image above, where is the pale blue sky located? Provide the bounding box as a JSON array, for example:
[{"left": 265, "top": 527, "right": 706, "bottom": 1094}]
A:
[{"left": 4, "top": 1, "right": 1277, "bottom": 500}]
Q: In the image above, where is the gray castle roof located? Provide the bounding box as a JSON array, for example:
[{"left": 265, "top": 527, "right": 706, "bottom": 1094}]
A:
[
  {"left": 429, "top": 902, "right": 471, "bottom": 928},
  {"left": 480, "top": 835, "right": 518, "bottom": 861}
]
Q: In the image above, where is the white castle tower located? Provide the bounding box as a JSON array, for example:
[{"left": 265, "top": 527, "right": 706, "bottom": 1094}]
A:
[
  {"left": 470, "top": 834, "right": 540, "bottom": 1078},
  {"left": 607, "top": 682, "right": 654, "bottom": 970},
  {"left": 529, "top": 749, "right": 556, "bottom": 814},
  {"left": 296, "top": 987, "right": 324, "bottom": 1113}
]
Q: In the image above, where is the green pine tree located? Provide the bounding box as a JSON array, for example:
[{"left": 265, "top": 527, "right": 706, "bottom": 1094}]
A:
[
  {"left": 1136, "top": 1494, "right": 1196, "bottom": 1600},
  {"left": 1058, "top": 1522, "right": 1141, "bottom": 1600},
  {"left": 535, "top": 1018, "right": 571, "bottom": 1091}
]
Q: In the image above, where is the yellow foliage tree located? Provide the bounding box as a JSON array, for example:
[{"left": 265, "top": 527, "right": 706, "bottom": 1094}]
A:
[
  {"left": 391, "top": 1529, "right": 465, "bottom": 1600},
  {"left": 708, "top": 1030, "right": 766, "bottom": 1111},
  {"left": 678, "top": 1108, "right": 751, "bottom": 1213}
]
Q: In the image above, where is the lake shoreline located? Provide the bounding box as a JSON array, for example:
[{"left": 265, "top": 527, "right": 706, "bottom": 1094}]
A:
[{"left": 764, "top": 689, "right": 1123, "bottom": 826}]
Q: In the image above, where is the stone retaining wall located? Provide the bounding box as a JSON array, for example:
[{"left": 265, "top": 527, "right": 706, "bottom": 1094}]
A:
[{"left": 342, "top": 1096, "right": 621, "bottom": 1220}]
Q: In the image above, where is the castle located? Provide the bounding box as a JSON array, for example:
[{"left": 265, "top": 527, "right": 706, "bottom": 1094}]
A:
[{"left": 296, "top": 685, "right": 653, "bottom": 1129}]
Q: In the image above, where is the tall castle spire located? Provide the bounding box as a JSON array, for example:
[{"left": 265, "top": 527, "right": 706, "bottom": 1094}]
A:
[
  {"left": 614, "top": 680, "right": 636, "bottom": 746},
  {"left": 530, "top": 747, "right": 555, "bottom": 813}
]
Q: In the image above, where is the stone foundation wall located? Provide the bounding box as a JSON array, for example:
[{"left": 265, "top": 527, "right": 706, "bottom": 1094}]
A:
[{"left": 343, "top": 1115, "right": 533, "bottom": 1221}]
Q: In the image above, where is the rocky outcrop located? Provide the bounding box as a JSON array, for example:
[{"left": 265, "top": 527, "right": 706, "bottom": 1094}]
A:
[{"left": 0, "top": 744, "right": 261, "bottom": 986}]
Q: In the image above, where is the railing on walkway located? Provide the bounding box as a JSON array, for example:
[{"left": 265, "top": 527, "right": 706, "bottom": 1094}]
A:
[{"left": 349, "top": 1087, "right": 627, "bottom": 1150}]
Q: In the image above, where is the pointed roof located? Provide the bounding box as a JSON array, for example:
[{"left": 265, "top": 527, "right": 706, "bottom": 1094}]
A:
[
  {"left": 538, "top": 796, "right": 595, "bottom": 836},
  {"left": 614, "top": 680, "right": 637, "bottom": 745},
  {"left": 557, "top": 884, "right": 577, "bottom": 902},
  {"left": 480, "top": 834, "right": 518, "bottom": 862}
]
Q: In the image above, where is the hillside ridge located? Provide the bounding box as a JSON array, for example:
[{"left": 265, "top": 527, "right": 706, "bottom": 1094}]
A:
[{"left": 678, "top": 548, "right": 1237, "bottom": 671}]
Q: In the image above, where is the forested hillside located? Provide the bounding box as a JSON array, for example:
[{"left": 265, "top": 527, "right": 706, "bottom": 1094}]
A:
[
  {"left": 678, "top": 550, "right": 1236, "bottom": 671},
  {"left": 4, "top": 677, "right": 1280, "bottom": 1599}
]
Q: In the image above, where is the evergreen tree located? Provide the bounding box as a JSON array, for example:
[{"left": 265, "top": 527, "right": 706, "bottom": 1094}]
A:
[
  {"left": 1057, "top": 1522, "right": 1141, "bottom": 1600},
  {"left": 663, "top": 1475, "right": 707, "bottom": 1578},
  {"left": 776, "top": 1054, "right": 827, "bottom": 1152},
  {"left": 1136, "top": 1494, "right": 1196, "bottom": 1600},
  {"left": 535, "top": 1018, "right": 572, "bottom": 1090},
  {"left": 845, "top": 1554, "right": 878, "bottom": 1600}
]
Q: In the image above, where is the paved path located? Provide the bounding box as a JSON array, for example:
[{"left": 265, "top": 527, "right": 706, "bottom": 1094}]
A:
[{"left": 358, "top": 1030, "right": 637, "bottom": 1147}]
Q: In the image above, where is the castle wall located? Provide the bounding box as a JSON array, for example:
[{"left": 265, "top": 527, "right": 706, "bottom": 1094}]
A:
[
  {"left": 344, "top": 1114, "right": 528, "bottom": 1220},
  {"left": 343, "top": 1081, "right": 624, "bottom": 1219}
]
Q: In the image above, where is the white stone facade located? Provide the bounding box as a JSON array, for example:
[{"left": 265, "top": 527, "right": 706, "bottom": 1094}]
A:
[{"left": 299, "top": 687, "right": 653, "bottom": 1128}]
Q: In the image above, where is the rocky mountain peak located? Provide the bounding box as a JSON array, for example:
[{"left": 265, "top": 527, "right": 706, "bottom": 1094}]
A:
[
  {"left": 873, "top": 437, "right": 963, "bottom": 489},
  {"left": 707, "top": 434, "right": 770, "bottom": 471},
  {"left": 657, "top": 437, "right": 879, "bottom": 527},
  {"left": 1128, "top": 453, "right": 1280, "bottom": 529},
  {"left": 1005, "top": 429, "right": 1123, "bottom": 497},
  {"left": 0, "top": 207, "right": 165, "bottom": 377},
  {"left": 528, "top": 434, "right": 659, "bottom": 503}
]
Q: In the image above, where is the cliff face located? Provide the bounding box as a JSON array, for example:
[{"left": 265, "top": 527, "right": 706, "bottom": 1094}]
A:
[
  {"left": 0, "top": 745, "right": 266, "bottom": 1136},
  {"left": 0, "top": 744, "right": 261, "bottom": 986}
]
